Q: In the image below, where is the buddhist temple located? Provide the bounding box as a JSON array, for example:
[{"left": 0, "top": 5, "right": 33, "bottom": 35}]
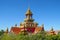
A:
[{"left": 10, "top": 8, "right": 44, "bottom": 35}]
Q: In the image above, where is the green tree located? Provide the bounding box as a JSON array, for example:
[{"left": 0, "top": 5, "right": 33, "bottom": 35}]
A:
[
  {"left": 45, "top": 35, "right": 58, "bottom": 40},
  {"left": 0, "top": 30, "right": 4, "bottom": 36}
]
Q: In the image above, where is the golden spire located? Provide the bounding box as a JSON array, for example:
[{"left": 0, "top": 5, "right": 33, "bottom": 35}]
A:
[{"left": 26, "top": 8, "right": 32, "bottom": 15}]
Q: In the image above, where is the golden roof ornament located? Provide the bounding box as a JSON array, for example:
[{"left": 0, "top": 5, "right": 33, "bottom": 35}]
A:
[{"left": 26, "top": 8, "right": 32, "bottom": 15}]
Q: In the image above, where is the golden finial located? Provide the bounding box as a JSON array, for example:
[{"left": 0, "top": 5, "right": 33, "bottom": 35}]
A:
[
  {"left": 28, "top": 0, "right": 30, "bottom": 9},
  {"left": 26, "top": 8, "right": 32, "bottom": 15}
]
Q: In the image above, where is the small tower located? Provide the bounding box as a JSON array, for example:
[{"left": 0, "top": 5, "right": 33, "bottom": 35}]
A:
[
  {"left": 41, "top": 24, "right": 44, "bottom": 31},
  {"left": 24, "top": 8, "right": 34, "bottom": 22},
  {"left": 5, "top": 28, "right": 8, "bottom": 34},
  {"left": 50, "top": 27, "right": 53, "bottom": 31},
  {"left": 49, "top": 27, "right": 56, "bottom": 35},
  {"left": 26, "top": 8, "right": 32, "bottom": 19}
]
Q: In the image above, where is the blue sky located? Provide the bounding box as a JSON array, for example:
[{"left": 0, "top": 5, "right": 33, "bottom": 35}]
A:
[{"left": 0, "top": 0, "right": 60, "bottom": 31}]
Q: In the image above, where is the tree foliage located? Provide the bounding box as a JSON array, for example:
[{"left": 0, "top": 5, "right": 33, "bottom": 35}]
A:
[
  {"left": 0, "top": 30, "right": 4, "bottom": 36},
  {"left": 0, "top": 31, "right": 60, "bottom": 40}
]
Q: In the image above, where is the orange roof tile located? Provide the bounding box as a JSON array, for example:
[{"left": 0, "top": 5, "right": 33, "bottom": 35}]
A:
[{"left": 10, "top": 27, "right": 21, "bottom": 34}]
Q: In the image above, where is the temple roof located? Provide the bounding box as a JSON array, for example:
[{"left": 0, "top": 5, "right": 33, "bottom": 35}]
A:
[{"left": 10, "top": 27, "right": 21, "bottom": 34}]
